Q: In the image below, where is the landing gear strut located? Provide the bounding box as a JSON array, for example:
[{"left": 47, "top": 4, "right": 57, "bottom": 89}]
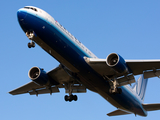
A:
[
  {"left": 109, "top": 87, "right": 122, "bottom": 94},
  {"left": 108, "top": 78, "right": 122, "bottom": 94}
]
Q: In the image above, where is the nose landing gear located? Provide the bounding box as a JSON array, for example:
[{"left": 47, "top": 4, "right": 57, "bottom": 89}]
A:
[{"left": 26, "top": 31, "right": 36, "bottom": 48}]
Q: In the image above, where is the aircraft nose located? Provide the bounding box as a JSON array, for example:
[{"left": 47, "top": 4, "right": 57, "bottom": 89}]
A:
[{"left": 17, "top": 9, "right": 27, "bottom": 22}]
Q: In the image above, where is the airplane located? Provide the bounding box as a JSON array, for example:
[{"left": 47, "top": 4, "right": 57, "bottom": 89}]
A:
[{"left": 9, "top": 6, "right": 160, "bottom": 117}]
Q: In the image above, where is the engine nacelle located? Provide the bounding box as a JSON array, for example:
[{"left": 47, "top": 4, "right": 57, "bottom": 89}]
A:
[
  {"left": 28, "top": 67, "right": 49, "bottom": 86},
  {"left": 106, "top": 53, "right": 128, "bottom": 73}
]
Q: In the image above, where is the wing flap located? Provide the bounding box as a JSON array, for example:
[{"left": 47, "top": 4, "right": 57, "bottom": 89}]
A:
[
  {"left": 107, "top": 109, "right": 131, "bottom": 116},
  {"left": 117, "top": 75, "right": 135, "bottom": 86},
  {"left": 143, "top": 70, "right": 160, "bottom": 79},
  {"left": 65, "top": 85, "right": 86, "bottom": 93},
  {"left": 142, "top": 103, "right": 160, "bottom": 111},
  {"left": 29, "top": 86, "right": 59, "bottom": 95}
]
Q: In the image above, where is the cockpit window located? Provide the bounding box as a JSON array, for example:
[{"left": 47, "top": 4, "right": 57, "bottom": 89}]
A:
[
  {"left": 24, "top": 7, "right": 30, "bottom": 9},
  {"left": 24, "top": 7, "right": 38, "bottom": 12}
]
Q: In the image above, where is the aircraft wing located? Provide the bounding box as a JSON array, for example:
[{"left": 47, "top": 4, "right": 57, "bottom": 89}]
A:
[
  {"left": 85, "top": 58, "right": 160, "bottom": 85},
  {"left": 9, "top": 65, "right": 86, "bottom": 96}
]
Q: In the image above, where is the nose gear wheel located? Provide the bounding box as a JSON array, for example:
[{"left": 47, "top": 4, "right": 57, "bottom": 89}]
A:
[{"left": 28, "top": 41, "right": 35, "bottom": 48}]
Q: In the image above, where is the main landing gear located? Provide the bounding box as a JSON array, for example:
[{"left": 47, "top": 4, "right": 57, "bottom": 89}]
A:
[
  {"left": 26, "top": 31, "right": 36, "bottom": 48},
  {"left": 64, "top": 83, "right": 78, "bottom": 102},
  {"left": 108, "top": 78, "right": 122, "bottom": 94}
]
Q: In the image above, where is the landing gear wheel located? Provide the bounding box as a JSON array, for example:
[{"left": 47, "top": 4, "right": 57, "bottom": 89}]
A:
[
  {"left": 68, "top": 95, "right": 73, "bottom": 102},
  {"left": 28, "top": 41, "right": 35, "bottom": 48},
  {"left": 73, "top": 95, "right": 78, "bottom": 101},
  {"left": 28, "top": 43, "right": 32, "bottom": 48},
  {"left": 64, "top": 95, "right": 78, "bottom": 102},
  {"left": 65, "top": 95, "right": 69, "bottom": 101}
]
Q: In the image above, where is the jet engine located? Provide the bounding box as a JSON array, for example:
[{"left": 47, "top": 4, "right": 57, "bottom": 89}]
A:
[
  {"left": 28, "top": 67, "right": 49, "bottom": 86},
  {"left": 106, "top": 53, "right": 128, "bottom": 73}
]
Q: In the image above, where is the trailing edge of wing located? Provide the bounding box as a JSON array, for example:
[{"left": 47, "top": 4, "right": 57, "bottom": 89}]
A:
[
  {"left": 29, "top": 87, "right": 59, "bottom": 95},
  {"left": 107, "top": 109, "right": 131, "bottom": 116},
  {"left": 142, "top": 103, "right": 160, "bottom": 111}
]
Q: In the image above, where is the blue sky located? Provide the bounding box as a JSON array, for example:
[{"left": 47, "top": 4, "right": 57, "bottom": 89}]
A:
[{"left": 1, "top": 0, "right": 160, "bottom": 120}]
